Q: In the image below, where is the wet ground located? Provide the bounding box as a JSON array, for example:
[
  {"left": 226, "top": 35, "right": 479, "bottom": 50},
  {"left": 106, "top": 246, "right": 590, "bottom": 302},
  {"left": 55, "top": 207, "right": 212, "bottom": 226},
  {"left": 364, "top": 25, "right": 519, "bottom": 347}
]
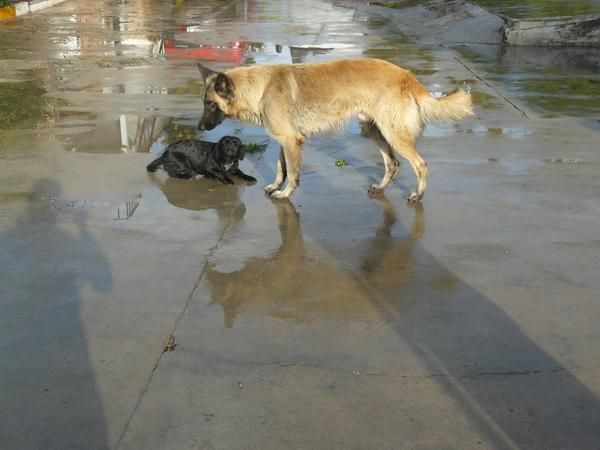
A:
[{"left": 1, "top": 1, "right": 600, "bottom": 449}]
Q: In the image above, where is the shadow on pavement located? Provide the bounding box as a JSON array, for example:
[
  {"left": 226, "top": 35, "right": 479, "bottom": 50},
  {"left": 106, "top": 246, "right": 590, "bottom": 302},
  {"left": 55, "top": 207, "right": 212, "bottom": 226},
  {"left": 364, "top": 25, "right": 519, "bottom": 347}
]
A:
[
  {"left": 0, "top": 179, "right": 111, "bottom": 450},
  {"left": 203, "top": 192, "right": 600, "bottom": 448}
]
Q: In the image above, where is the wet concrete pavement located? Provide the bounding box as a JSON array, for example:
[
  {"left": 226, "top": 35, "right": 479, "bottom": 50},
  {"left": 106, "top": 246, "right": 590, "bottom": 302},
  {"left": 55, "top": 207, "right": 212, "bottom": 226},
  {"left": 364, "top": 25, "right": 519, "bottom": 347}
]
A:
[{"left": 1, "top": 1, "right": 600, "bottom": 449}]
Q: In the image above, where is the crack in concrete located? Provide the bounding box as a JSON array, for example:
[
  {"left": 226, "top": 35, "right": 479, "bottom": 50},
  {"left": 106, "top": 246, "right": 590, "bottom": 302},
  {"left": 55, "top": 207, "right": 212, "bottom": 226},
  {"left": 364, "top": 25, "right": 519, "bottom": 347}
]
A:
[
  {"left": 209, "top": 356, "right": 584, "bottom": 380},
  {"left": 257, "top": 361, "right": 584, "bottom": 379},
  {"left": 464, "top": 366, "right": 583, "bottom": 377},
  {"left": 443, "top": 45, "right": 531, "bottom": 120},
  {"left": 115, "top": 134, "right": 268, "bottom": 449}
]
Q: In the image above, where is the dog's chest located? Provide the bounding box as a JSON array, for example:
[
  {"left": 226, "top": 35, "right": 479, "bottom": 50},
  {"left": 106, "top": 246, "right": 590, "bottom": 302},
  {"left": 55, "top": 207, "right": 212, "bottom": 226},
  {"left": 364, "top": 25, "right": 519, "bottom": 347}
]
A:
[{"left": 223, "top": 161, "right": 235, "bottom": 172}]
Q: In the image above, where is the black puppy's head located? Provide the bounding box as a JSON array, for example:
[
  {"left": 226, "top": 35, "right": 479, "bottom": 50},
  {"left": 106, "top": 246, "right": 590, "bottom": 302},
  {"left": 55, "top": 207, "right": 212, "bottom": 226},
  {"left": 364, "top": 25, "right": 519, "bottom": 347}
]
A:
[
  {"left": 198, "top": 63, "right": 234, "bottom": 131},
  {"left": 217, "top": 136, "right": 245, "bottom": 163}
]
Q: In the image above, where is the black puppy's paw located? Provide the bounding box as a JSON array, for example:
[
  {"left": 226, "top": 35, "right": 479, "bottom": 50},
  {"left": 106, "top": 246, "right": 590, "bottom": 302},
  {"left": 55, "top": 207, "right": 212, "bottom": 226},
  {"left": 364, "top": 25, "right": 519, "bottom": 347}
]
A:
[
  {"left": 246, "top": 176, "right": 257, "bottom": 185},
  {"left": 221, "top": 177, "right": 235, "bottom": 185}
]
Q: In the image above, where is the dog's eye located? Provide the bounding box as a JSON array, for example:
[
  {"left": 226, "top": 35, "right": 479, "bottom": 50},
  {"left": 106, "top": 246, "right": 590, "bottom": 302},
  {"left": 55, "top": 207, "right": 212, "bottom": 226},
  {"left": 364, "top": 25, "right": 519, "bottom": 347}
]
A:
[{"left": 206, "top": 101, "right": 217, "bottom": 110}]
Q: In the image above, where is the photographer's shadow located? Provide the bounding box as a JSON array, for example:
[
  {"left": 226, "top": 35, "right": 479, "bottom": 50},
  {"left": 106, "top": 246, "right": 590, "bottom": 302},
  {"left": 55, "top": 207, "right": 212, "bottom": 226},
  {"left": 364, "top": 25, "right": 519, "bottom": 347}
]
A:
[{"left": 0, "top": 179, "right": 112, "bottom": 450}]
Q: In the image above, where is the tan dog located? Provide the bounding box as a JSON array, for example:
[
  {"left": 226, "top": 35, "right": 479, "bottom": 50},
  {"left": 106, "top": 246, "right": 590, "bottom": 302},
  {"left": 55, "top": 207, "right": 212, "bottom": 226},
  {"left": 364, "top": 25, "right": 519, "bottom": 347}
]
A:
[{"left": 197, "top": 58, "right": 472, "bottom": 201}]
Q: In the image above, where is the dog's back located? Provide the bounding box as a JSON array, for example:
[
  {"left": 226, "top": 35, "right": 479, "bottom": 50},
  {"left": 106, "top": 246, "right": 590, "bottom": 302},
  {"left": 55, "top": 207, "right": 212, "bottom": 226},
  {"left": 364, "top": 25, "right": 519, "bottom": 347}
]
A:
[{"left": 146, "top": 140, "right": 213, "bottom": 173}]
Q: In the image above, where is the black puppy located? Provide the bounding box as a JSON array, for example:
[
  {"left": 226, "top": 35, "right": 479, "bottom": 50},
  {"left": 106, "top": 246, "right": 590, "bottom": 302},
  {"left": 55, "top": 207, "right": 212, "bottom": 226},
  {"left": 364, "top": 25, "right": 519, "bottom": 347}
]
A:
[{"left": 146, "top": 136, "right": 256, "bottom": 185}]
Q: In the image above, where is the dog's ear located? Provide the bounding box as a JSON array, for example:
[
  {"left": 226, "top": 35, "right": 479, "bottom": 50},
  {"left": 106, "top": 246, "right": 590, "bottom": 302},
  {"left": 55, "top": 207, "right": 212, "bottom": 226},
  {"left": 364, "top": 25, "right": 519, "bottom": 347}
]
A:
[
  {"left": 234, "top": 138, "right": 245, "bottom": 160},
  {"left": 214, "top": 73, "right": 234, "bottom": 100},
  {"left": 197, "top": 62, "right": 217, "bottom": 82}
]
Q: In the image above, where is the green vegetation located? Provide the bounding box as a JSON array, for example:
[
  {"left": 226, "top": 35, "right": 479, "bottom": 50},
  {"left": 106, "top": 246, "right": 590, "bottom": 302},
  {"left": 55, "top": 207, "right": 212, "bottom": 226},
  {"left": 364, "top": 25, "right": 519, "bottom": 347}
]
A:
[
  {"left": 369, "top": 1, "right": 423, "bottom": 9},
  {"left": 0, "top": 0, "right": 13, "bottom": 7},
  {"left": 96, "top": 57, "right": 150, "bottom": 68},
  {"left": 336, "top": 159, "right": 347, "bottom": 167},
  {"left": 470, "top": 90, "right": 500, "bottom": 109},
  {"left": 167, "top": 80, "right": 204, "bottom": 96},
  {"left": 245, "top": 143, "right": 268, "bottom": 153},
  {"left": 363, "top": 38, "right": 437, "bottom": 78},
  {"left": 472, "top": 0, "right": 600, "bottom": 19},
  {"left": 0, "top": 81, "right": 64, "bottom": 130},
  {"left": 163, "top": 122, "right": 198, "bottom": 144}
]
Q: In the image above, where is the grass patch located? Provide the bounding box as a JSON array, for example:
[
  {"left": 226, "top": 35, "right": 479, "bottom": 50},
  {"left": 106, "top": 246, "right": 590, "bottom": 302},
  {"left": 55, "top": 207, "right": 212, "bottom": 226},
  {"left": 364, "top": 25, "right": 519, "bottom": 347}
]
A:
[
  {"left": 369, "top": 0, "right": 422, "bottom": 9},
  {"left": 245, "top": 142, "right": 268, "bottom": 153}
]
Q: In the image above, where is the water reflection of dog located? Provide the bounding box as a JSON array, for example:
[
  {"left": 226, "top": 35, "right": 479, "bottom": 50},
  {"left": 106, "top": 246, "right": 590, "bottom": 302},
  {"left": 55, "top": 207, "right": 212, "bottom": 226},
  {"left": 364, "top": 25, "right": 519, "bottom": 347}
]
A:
[
  {"left": 205, "top": 197, "right": 424, "bottom": 328},
  {"left": 148, "top": 174, "right": 247, "bottom": 224}
]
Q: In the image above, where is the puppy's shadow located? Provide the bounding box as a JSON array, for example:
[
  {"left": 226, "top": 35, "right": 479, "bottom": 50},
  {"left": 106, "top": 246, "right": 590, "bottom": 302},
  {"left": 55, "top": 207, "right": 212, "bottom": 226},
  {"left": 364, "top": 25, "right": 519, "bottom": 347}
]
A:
[{"left": 148, "top": 174, "right": 247, "bottom": 224}]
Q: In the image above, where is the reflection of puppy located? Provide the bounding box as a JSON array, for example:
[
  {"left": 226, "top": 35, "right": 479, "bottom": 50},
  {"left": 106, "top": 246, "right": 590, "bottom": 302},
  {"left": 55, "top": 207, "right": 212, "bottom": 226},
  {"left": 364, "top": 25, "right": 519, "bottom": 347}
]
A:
[
  {"left": 149, "top": 176, "right": 247, "bottom": 223},
  {"left": 146, "top": 136, "right": 256, "bottom": 185}
]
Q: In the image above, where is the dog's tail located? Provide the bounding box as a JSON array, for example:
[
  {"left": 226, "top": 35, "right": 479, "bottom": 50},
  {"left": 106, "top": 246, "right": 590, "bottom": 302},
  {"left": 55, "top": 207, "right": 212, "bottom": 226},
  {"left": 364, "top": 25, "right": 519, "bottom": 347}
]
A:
[
  {"left": 146, "top": 156, "right": 163, "bottom": 172},
  {"left": 416, "top": 88, "right": 473, "bottom": 124}
]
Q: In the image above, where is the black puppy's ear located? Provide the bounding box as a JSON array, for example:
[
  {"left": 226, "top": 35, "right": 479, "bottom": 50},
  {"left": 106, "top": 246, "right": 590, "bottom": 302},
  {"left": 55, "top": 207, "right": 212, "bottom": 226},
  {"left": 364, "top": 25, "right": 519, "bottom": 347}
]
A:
[
  {"left": 197, "top": 63, "right": 217, "bottom": 82},
  {"left": 215, "top": 73, "right": 234, "bottom": 100},
  {"left": 232, "top": 138, "right": 244, "bottom": 160}
]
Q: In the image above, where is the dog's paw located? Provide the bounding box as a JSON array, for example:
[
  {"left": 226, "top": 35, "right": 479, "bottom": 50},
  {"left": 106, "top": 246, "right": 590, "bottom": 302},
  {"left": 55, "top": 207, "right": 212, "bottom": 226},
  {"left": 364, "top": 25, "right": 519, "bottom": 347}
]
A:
[
  {"left": 246, "top": 177, "right": 257, "bottom": 185},
  {"left": 269, "top": 190, "right": 290, "bottom": 200},
  {"left": 264, "top": 183, "right": 280, "bottom": 194},
  {"left": 407, "top": 192, "right": 424, "bottom": 202},
  {"left": 368, "top": 184, "right": 384, "bottom": 194}
]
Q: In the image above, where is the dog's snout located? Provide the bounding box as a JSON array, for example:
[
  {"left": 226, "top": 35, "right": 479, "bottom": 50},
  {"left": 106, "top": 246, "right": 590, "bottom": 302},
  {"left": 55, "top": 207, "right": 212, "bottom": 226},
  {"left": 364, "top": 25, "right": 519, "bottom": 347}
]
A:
[{"left": 198, "top": 122, "right": 205, "bottom": 131}]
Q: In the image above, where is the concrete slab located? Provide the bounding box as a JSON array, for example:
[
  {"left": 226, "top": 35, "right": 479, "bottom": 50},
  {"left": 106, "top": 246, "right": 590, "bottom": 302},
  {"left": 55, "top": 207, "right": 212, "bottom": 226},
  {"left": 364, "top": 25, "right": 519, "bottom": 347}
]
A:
[{"left": 1, "top": 0, "right": 599, "bottom": 449}]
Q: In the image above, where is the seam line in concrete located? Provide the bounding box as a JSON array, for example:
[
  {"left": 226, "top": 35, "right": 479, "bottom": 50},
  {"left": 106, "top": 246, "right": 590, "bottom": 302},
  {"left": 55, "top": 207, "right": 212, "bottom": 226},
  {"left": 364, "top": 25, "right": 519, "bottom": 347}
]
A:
[
  {"left": 114, "top": 144, "right": 268, "bottom": 449},
  {"left": 444, "top": 46, "right": 531, "bottom": 120}
]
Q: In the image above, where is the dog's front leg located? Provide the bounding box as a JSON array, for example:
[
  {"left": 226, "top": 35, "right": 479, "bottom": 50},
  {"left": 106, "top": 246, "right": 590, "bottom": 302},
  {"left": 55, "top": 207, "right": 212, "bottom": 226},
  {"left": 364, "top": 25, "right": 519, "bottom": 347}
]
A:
[
  {"left": 209, "top": 170, "right": 235, "bottom": 185},
  {"left": 231, "top": 168, "right": 257, "bottom": 184},
  {"left": 269, "top": 136, "right": 302, "bottom": 200},
  {"left": 264, "top": 146, "right": 287, "bottom": 194}
]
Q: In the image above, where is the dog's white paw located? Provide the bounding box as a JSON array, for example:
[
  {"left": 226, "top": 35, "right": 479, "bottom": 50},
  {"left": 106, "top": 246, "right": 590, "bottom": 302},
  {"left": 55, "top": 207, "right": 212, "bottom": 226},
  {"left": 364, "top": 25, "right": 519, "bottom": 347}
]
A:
[
  {"left": 269, "top": 190, "right": 290, "bottom": 200},
  {"left": 407, "top": 192, "right": 424, "bottom": 202},
  {"left": 264, "top": 183, "right": 280, "bottom": 194},
  {"left": 368, "top": 184, "right": 384, "bottom": 194}
]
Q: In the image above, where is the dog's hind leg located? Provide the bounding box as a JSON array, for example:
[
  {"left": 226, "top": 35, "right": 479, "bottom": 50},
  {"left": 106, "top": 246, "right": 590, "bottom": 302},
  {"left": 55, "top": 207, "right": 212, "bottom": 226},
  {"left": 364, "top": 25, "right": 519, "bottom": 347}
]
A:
[
  {"left": 269, "top": 136, "right": 303, "bottom": 200},
  {"left": 362, "top": 121, "right": 400, "bottom": 193},
  {"left": 380, "top": 128, "right": 428, "bottom": 202},
  {"left": 264, "top": 146, "right": 287, "bottom": 194}
]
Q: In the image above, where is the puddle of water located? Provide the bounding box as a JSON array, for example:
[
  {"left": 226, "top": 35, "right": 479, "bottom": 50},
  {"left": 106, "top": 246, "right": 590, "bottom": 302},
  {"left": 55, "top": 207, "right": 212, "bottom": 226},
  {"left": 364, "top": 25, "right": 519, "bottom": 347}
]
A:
[
  {"left": 113, "top": 200, "right": 140, "bottom": 220},
  {"left": 363, "top": 41, "right": 437, "bottom": 77},
  {"left": 68, "top": 115, "right": 207, "bottom": 154},
  {"left": 544, "top": 158, "right": 585, "bottom": 164},
  {"left": 472, "top": 0, "right": 600, "bottom": 19},
  {"left": 466, "top": 125, "right": 533, "bottom": 138},
  {"left": 453, "top": 44, "right": 600, "bottom": 117},
  {"left": 0, "top": 191, "right": 142, "bottom": 220}
]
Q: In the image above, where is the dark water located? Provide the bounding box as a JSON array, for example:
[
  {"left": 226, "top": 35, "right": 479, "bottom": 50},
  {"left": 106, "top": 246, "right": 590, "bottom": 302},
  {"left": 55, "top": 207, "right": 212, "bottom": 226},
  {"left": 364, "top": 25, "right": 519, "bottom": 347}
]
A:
[{"left": 473, "top": 0, "right": 600, "bottom": 18}]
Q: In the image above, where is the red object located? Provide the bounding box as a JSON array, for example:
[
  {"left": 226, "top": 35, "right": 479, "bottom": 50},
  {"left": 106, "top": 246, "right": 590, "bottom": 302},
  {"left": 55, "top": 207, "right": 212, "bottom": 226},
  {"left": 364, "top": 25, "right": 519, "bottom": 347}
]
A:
[{"left": 164, "top": 40, "right": 250, "bottom": 65}]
